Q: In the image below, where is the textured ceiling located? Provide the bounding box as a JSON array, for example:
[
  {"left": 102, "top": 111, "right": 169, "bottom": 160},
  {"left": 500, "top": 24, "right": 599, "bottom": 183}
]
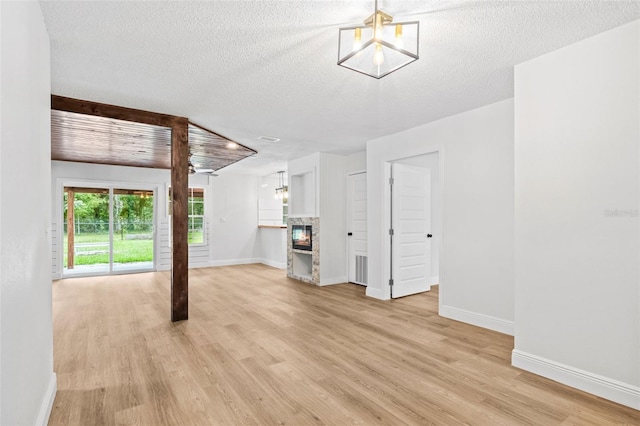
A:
[{"left": 40, "top": 0, "right": 640, "bottom": 175}]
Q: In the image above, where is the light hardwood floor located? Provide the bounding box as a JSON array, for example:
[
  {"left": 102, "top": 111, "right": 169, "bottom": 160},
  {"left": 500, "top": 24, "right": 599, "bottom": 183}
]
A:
[{"left": 50, "top": 264, "right": 639, "bottom": 425}]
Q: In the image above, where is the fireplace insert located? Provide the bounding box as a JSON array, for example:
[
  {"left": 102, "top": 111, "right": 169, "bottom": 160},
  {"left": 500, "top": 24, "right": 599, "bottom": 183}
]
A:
[{"left": 292, "top": 225, "right": 312, "bottom": 251}]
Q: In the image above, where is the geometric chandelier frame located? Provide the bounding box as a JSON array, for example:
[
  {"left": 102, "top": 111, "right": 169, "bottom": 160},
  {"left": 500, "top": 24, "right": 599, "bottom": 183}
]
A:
[{"left": 338, "top": 0, "right": 419, "bottom": 79}]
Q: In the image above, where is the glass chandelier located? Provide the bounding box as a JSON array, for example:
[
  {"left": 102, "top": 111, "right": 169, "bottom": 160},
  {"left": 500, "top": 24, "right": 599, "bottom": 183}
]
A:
[{"left": 338, "top": 0, "right": 419, "bottom": 79}]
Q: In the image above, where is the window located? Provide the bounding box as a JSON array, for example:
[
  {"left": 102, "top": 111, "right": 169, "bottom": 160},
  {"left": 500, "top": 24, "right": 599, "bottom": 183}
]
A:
[
  {"left": 168, "top": 187, "right": 205, "bottom": 245},
  {"left": 282, "top": 195, "right": 288, "bottom": 225},
  {"left": 187, "top": 188, "right": 205, "bottom": 244}
]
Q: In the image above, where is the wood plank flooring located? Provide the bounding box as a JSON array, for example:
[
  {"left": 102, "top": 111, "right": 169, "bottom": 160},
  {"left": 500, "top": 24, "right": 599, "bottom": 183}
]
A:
[{"left": 49, "top": 264, "right": 640, "bottom": 425}]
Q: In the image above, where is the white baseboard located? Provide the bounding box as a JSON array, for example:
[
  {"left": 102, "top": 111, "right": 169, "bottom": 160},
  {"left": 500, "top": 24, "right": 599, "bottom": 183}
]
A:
[
  {"left": 319, "top": 275, "right": 348, "bottom": 286},
  {"left": 365, "top": 286, "right": 389, "bottom": 300},
  {"left": 209, "top": 258, "right": 261, "bottom": 267},
  {"left": 36, "top": 372, "right": 57, "bottom": 426},
  {"left": 439, "top": 304, "right": 514, "bottom": 336},
  {"left": 512, "top": 349, "right": 640, "bottom": 410},
  {"left": 260, "top": 258, "right": 287, "bottom": 269},
  {"left": 428, "top": 275, "right": 439, "bottom": 286},
  {"left": 157, "top": 259, "right": 265, "bottom": 271},
  {"left": 189, "top": 261, "right": 214, "bottom": 269}
]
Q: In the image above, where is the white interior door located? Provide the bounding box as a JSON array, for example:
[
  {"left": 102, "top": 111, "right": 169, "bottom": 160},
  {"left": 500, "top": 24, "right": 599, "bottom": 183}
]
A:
[
  {"left": 391, "top": 163, "right": 431, "bottom": 298},
  {"left": 347, "top": 172, "right": 368, "bottom": 285}
]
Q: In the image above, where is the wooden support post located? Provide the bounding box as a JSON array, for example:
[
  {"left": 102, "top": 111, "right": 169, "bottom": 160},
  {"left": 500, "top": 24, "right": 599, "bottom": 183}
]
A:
[
  {"left": 67, "top": 189, "right": 75, "bottom": 269},
  {"left": 171, "top": 118, "right": 189, "bottom": 322}
]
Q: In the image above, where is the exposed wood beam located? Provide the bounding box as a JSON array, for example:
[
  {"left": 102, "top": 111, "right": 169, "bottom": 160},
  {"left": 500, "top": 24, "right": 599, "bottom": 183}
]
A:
[
  {"left": 171, "top": 118, "right": 189, "bottom": 322},
  {"left": 51, "top": 95, "right": 182, "bottom": 128},
  {"left": 67, "top": 190, "right": 75, "bottom": 270}
]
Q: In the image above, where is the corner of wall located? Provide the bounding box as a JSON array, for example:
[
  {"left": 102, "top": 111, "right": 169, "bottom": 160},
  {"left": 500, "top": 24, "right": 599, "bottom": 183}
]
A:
[
  {"left": 260, "top": 259, "right": 287, "bottom": 269},
  {"left": 318, "top": 275, "right": 348, "bottom": 286},
  {"left": 365, "top": 286, "right": 389, "bottom": 300},
  {"left": 440, "top": 305, "right": 515, "bottom": 336},
  {"left": 35, "top": 373, "right": 57, "bottom": 426},
  {"left": 512, "top": 350, "right": 640, "bottom": 410}
]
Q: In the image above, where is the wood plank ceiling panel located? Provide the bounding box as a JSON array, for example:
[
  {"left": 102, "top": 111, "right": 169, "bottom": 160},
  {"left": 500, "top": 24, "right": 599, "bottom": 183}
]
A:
[
  {"left": 51, "top": 110, "right": 256, "bottom": 171},
  {"left": 188, "top": 123, "right": 256, "bottom": 172},
  {"left": 51, "top": 110, "right": 172, "bottom": 169}
]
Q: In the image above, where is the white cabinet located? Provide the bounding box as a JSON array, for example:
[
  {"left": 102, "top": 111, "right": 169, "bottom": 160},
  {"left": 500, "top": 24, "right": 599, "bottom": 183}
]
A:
[{"left": 258, "top": 174, "right": 288, "bottom": 226}]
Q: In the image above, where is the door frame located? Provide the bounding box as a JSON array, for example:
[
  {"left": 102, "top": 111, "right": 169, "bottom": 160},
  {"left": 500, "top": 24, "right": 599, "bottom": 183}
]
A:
[
  {"left": 55, "top": 177, "right": 159, "bottom": 278},
  {"left": 381, "top": 148, "right": 444, "bottom": 306}
]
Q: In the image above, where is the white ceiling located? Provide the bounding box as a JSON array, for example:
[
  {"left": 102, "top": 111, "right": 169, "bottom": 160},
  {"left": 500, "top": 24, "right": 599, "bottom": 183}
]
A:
[{"left": 40, "top": 0, "right": 640, "bottom": 176}]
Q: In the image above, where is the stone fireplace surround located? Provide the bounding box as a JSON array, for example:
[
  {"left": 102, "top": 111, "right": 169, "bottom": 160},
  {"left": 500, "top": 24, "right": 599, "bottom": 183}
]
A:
[{"left": 287, "top": 217, "right": 319, "bottom": 284}]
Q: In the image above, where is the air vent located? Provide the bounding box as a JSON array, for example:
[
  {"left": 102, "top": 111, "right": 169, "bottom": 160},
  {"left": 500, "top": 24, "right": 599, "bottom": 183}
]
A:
[
  {"left": 356, "top": 255, "right": 368, "bottom": 285},
  {"left": 258, "top": 135, "right": 280, "bottom": 142}
]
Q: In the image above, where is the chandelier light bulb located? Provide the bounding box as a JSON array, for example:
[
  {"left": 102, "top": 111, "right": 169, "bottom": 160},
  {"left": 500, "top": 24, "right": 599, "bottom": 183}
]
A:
[
  {"left": 374, "top": 13, "right": 383, "bottom": 41},
  {"left": 373, "top": 44, "right": 385, "bottom": 65},
  {"left": 395, "top": 24, "right": 403, "bottom": 49},
  {"left": 353, "top": 27, "right": 362, "bottom": 50}
]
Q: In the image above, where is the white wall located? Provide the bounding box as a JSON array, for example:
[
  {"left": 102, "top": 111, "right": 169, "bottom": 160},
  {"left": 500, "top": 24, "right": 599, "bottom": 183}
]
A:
[
  {"left": 318, "top": 153, "right": 347, "bottom": 284},
  {"left": 209, "top": 173, "right": 261, "bottom": 265},
  {"left": 346, "top": 151, "right": 366, "bottom": 173},
  {"left": 51, "top": 161, "right": 263, "bottom": 273},
  {"left": 513, "top": 20, "right": 640, "bottom": 409},
  {"left": 366, "top": 99, "right": 515, "bottom": 335},
  {"left": 0, "top": 2, "right": 57, "bottom": 424}
]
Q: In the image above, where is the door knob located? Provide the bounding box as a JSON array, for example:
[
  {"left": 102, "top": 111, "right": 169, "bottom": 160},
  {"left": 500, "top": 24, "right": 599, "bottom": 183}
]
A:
[
  {"left": 427, "top": 234, "right": 432, "bottom": 238},
  {"left": 348, "top": 232, "right": 353, "bottom": 236}
]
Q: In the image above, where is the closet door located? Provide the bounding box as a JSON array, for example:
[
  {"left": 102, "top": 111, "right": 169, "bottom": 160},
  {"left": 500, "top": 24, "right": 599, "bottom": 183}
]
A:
[
  {"left": 347, "top": 172, "right": 368, "bottom": 286},
  {"left": 391, "top": 164, "right": 431, "bottom": 298}
]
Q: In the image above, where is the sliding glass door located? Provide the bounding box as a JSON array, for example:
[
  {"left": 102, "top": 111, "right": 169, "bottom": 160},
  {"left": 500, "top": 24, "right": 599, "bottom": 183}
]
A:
[
  {"left": 63, "top": 187, "right": 111, "bottom": 274},
  {"left": 112, "top": 189, "right": 154, "bottom": 272},
  {"left": 63, "top": 185, "right": 155, "bottom": 276}
]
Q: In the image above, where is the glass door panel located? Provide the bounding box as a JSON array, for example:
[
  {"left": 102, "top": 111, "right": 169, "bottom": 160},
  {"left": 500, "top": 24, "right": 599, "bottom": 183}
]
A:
[
  {"left": 112, "top": 189, "right": 154, "bottom": 272},
  {"left": 63, "top": 187, "right": 110, "bottom": 275}
]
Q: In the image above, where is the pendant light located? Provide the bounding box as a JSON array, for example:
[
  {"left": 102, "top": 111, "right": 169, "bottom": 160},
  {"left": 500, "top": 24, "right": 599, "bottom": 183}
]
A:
[
  {"left": 337, "top": 0, "right": 419, "bottom": 79},
  {"left": 274, "top": 171, "right": 288, "bottom": 200}
]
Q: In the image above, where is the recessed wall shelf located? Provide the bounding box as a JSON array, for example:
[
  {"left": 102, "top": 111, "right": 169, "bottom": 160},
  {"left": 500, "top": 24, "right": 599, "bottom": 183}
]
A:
[
  {"left": 289, "top": 170, "right": 316, "bottom": 217},
  {"left": 292, "top": 251, "right": 313, "bottom": 280}
]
